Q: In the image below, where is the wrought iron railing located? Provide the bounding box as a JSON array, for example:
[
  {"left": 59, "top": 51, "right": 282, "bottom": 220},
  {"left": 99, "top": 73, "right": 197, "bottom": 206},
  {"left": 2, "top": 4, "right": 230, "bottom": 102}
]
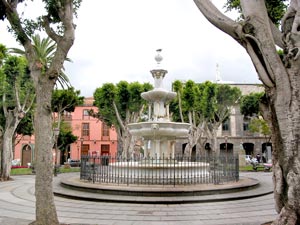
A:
[{"left": 80, "top": 154, "right": 239, "bottom": 186}]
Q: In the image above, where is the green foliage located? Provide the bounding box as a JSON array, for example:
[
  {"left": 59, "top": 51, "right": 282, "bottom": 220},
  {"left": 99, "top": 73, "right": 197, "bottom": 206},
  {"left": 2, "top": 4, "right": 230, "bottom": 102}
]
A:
[
  {"left": 10, "top": 167, "right": 80, "bottom": 175},
  {"left": 57, "top": 126, "right": 77, "bottom": 153},
  {"left": 182, "top": 80, "right": 198, "bottom": 110},
  {"left": 0, "top": 44, "right": 8, "bottom": 66},
  {"left": 265, "top": 0, "right": 287, "bottom": 26},
  {"left": 240, "top": 92, "right": 264, "bottom": 117},
  {"left": 128, "top": 81, "right": 151, "bottom": 113},
  {"left": 172, "top": 80, "right": 183, "bottom": 93},
  {"left": 93, "top": 83, "right": 117, "bottom": 127},
  {"left": 224, "top": 0, "right": 241, "bottom": 14},
  {"left": 43, "top": 0, "right": 82, "bottom": 23},
  {"left": 116, "top": 81, "right": 131, "bottom": 119},
  {"left": 59, "top": 167, "right": 80, "bottom": 173},
  {"left": 10, "top": 168, "right": 32, "bottom": 175},
  {"left": 0, "top": 55, "right": 34, "bottom": 110},
  {"left": 224, "top": 0, "right": 287, "bottom": 26},
  {"left": 1, "top": 1, "right": 81, "bottom": 38},
  {"left": 51, "top": 87, "right": 84, "bottom": 113},
  {"left": 171, "top": 81, "right": 241, "bottom": 125},
  {"left": 16, "top": 110, "right": 34, "bottom": 136},
  {"left": 198, "top": 81, "right": 217, "bottom": 120},
  {"left": 10, "top": 34, "right": 71, "bottom": 87},
  {"left": 0, "top": 1, "right": 25, "bottom": 21},
  {"left": 93, "top": 81, "right": 153, "bottom": 128},
  {"left": 249, "top": 117, "right": 271, "bottom": 137},
  {"left": 0, "top": 43, "right": 35, "bottom": 137}
]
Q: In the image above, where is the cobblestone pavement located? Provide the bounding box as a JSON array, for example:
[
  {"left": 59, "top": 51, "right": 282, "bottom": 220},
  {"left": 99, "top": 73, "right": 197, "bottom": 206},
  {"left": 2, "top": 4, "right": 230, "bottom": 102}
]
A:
[{"left": 0, "top": 172, "right": 277, "bottom": 225}]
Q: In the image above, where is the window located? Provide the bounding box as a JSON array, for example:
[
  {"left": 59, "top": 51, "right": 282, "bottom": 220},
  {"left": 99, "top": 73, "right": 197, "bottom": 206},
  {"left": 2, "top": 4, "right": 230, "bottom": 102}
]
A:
[
  {"left": 101, "top": 144, "right": 110, "bottom": 154},
  {"left": 222, "top": 119, "right": 230, "bottom": 131},
  {"left": 243, "top": 122, "right": 249, "bottom": 131},
  {"left": 82, "top": 123, "right": 90, "bottom": 137},
  {"left": 63, "top": 111, "right": 72, "bottom": 120},
  {"left": 102, "top": 123, "right": 110, "bottom": 137},
  {"left": 82, "top": 109, "right": 90, "bottom": 120}
]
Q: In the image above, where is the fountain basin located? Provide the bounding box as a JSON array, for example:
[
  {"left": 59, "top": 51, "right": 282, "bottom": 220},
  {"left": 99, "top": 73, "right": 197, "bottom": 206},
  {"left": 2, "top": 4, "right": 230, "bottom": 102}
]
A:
[
  {"left": 141, "top": 88, "right": 176, "bottom": 102},
  {"left": 128, "top": 121, "right": 190, "bottom": 138}
]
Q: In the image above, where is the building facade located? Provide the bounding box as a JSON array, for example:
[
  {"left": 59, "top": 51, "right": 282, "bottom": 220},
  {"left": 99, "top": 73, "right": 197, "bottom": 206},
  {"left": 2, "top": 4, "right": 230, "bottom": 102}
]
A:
[
  {"left": 13, "top": 97, "right": 117, "bottom": 166},
  {"left": 13, "top": 84, "right": 270, "bottom": 166},
  {"left": 176, "top": 83, "right": 272, "bottom": 163},
  {"left": 222, "top": 84, "right": 271, "bottom": 160},
  {"left": 67, "top": 97, "right": 118, "bottom": 160}
]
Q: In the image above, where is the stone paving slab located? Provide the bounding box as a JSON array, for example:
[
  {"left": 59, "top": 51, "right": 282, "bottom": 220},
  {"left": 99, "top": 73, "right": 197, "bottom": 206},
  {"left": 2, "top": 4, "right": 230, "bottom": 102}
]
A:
[{"left": 0, "top": 172, "right": 277, "bottom": 225}]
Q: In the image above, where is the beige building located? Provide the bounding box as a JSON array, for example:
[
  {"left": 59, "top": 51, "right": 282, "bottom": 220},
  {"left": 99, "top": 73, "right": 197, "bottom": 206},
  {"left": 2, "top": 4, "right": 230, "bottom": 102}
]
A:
[
  {"left": 219, "top": 84, "right": 271, "bottom": 161},
  {"left": 177, "top": 83, "right": 272, "bottom": 163}
]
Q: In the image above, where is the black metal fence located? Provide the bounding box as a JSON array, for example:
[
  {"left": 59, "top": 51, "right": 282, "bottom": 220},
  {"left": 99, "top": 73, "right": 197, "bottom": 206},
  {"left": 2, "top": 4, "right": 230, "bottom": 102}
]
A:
[{"left": 80, "top": 154, "right": 239, "bottom": 186}]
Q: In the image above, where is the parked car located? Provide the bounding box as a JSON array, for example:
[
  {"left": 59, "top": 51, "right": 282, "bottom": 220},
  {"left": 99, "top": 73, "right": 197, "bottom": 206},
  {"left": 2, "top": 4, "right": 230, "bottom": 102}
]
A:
[{"left": 69, "top": 159, "right": 81, "bottom": 167}]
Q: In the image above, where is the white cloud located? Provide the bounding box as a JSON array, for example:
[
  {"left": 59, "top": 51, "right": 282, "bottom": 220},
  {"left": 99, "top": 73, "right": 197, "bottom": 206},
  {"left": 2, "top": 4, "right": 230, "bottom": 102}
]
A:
[{"left": 0, "top": 0, "right": 260, "bottom": 97}]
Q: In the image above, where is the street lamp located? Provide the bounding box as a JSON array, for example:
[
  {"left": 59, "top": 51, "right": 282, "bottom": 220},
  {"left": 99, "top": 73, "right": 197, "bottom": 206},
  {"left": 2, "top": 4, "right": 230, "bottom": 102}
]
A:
[
  {"left": 80, "top": 137, "right": 84, "bottom": 159},
  {"left": 225, "top": 136, "right": 228, "bottom": 153},
  {"left": 53, "top": 127, "right": 60, "bottom": 176}
]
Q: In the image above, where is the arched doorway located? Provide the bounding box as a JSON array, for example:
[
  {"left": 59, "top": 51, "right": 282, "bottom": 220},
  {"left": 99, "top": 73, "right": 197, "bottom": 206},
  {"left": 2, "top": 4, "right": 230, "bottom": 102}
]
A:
[
  {"left": 182, "top": 143, "right": 187, "bottom": 155},
  {"left": 204, "top": 143, "right": 212, "bottom": 158},
  {"left": 243, "top": 143, "right": 254, "bottom": 156},
  {"left": 22, "top": 144, "right": 32, "bottom": 166},
  {"left": 220, "top": 142, "right": 234, "bottom": 155},
  {"left": 262, "top": 142, "right": 272, "bottom": 163},
  {"left": 182, "top": 143, "right": 196, "bottom": 159}
]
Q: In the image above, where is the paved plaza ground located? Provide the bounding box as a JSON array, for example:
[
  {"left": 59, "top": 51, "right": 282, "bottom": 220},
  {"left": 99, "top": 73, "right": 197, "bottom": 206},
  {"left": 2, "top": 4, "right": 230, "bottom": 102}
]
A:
[{"left": 0, "top": 172, "right": 277, "bottom": 225}]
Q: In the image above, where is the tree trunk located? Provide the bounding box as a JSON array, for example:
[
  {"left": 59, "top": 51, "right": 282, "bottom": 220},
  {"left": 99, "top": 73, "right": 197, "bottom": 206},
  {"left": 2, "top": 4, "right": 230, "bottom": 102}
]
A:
[
  {"left": 1, "top": 128, "right": 14, "bottom": 180},
  {"left": 121, "top": 129, "right": 132, "bottom": 159},
  {"left": 0, "top": 130, "right": 2, "bottom": 177},
  {"left": 193, "top": 0, "right": 300, "bottom": 223},
  {"left": 270, "top": 67, "right": 300, "bottom": 225},
  {"left": 31, "top": 77, "right": 59, "bottom": 225},
  {"left": 0, "top": 110, "right": 20, "bottom": 181},
  {"left": 184, "top": 125, "right": 203, "bottom": 157}
]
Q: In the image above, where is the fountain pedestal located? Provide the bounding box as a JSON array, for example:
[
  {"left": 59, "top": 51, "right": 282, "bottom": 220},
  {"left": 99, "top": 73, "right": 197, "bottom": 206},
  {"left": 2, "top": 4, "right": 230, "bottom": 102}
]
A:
[{"left": 128, "top": 50, "right": 190, "bottom": 159}]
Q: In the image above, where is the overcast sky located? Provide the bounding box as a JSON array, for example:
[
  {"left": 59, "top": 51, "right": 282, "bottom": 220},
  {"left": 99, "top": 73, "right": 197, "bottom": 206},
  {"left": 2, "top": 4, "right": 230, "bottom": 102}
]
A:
[{"left": 0, "top": 0, "right": 260, "bottom": 97}]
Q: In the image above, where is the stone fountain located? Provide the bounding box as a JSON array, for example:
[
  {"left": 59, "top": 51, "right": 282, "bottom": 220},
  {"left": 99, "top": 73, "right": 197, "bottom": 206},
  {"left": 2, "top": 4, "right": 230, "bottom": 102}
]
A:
[
  {"left": 128, "top": 49, "right": 191, "bottom": 159},
  {"left": 77, "top": 50, "right": 239, "bottom": 187}
]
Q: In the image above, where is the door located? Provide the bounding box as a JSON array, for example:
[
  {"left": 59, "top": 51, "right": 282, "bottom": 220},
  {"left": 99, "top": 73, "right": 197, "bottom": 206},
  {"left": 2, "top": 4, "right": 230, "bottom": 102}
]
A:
[
  {"left": 81, "top": 144, "right": 89, "bottom": 156},
  {"left": 22, "top": 145, "right": 32, "bottom": 166}
]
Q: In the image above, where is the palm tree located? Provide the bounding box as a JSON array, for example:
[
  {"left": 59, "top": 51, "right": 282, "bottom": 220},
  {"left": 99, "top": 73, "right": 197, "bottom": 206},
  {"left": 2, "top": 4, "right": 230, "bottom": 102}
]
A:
[{"left": 10, "top": 34, "right": 71, "bottom": 88}]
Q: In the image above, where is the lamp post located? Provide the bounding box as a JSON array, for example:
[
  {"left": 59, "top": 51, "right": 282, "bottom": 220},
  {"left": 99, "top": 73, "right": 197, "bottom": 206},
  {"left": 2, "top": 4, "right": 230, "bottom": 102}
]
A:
[
  {"left": 80, "top": 137, "right": 84, "bottom": 159},
  {"left": 53, "top": 127, "right": 60, "bottom": 176},
  {"left": 225, "top": 136, "right": 228, "bottom": 153}
]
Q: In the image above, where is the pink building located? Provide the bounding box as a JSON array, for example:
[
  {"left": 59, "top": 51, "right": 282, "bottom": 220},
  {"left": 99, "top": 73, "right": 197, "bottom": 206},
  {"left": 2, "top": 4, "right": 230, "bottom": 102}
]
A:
[
  {"left": 67, "top": 97, "right": 118, "bottom": 160},
  {"left": 13, "top": 97, "right": 118, "bottom": 166}
]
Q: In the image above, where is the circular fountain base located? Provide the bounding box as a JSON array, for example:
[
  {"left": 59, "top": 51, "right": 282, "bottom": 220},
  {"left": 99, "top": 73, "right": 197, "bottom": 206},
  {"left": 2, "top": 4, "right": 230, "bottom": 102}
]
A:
[{"left": 53, "top": 173, "right": 273, "bottom": 204}]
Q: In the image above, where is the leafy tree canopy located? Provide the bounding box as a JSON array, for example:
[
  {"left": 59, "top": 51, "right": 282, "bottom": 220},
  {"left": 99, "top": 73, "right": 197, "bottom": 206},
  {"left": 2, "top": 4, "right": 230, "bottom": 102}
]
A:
[
  {"left": 240, "top": 92, "right": 265, "bottom": 117},
  {"left": 93, "top": 83, "right": 117, "bottom": 127},
  {"left": 0, "top": 54, "right": 33, "bottom": 110},
  {"left": 93, "top": 81, "right": 153, "bottom": 127},
  {"left": 249, "top": 117, "right": 271, "bottom": 137},
  {"left": 16, "top": 110, "right": 34, "bottom": 136},
  {"left": 0, "top": 43, "right": 8, "bottom": 66},
  {"left": 224, "top": 0, "right": 287, "bottom": 26},
  {"left": 57, "top": 121, "right": 77, "bottom": 152},
  {"left": 0, "top": 0, "right": 82, "bottom": 41},
  {"left": 51, "top": 87, "right": 84, "bottom": 113}
]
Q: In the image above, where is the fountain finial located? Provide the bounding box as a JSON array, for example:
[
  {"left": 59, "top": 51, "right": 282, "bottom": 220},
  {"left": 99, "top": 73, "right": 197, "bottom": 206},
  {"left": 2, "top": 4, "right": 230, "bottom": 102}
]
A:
[{"left": 154, "top": 49, "right": 163, "bottom": 65}]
